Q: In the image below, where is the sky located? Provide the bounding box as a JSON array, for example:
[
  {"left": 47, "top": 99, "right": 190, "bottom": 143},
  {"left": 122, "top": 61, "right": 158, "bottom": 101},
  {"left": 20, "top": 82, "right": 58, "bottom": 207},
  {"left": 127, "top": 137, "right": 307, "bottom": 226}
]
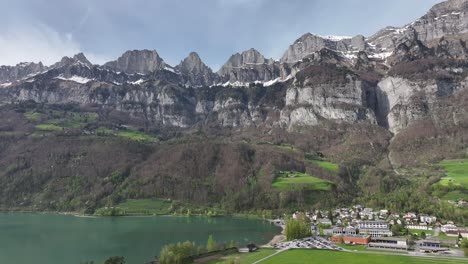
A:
[{"left": 0, "top": 0, "right": 443, "bottom": 71}]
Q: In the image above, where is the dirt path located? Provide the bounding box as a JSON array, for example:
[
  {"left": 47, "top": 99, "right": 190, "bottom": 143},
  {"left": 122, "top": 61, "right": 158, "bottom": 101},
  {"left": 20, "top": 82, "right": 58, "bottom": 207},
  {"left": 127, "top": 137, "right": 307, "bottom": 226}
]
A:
[{"left": 252, "top": 249, "right": 286, "bottom": 264}]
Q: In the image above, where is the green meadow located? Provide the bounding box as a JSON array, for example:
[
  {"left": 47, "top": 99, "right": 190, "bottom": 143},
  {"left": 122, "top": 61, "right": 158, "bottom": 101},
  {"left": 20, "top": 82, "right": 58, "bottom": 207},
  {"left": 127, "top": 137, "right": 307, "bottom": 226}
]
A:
[
  {"left": 438, "top": 159, "right": 468, "bottom": 188},
  {"left": 261, "top": 249, "right": 467, "bottom": 264},
  {"left": 205, "top": 248, "right": 276, "bottom": 264},
  {"left": 272, "top": 171, "right": 333, "bottom": 191},
  {"left": 309, "top": 159, "right": 339, "bottom": 172}
]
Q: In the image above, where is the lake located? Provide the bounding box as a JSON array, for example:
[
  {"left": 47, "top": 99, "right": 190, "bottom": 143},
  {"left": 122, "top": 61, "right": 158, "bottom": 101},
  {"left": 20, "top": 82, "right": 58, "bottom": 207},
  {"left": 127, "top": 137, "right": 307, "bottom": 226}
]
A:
[{"left": 0, "top": 213, "right": 280, "bottom": 264}]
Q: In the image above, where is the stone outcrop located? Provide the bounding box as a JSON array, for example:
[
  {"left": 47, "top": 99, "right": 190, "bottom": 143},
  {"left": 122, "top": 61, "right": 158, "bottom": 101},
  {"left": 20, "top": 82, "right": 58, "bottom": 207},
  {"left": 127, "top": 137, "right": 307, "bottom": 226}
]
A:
[
  {"left": 0, "top": 62, "right": 46, "bottom": 83},
  {"left": 103, "top": 50, "right": 166, "bottom": 74},
  {"left": 217, "top": 48, "right": 286, "bottom": 84},
  {"left": 176, "top": 52, "right": 218, "bottom": 87}
]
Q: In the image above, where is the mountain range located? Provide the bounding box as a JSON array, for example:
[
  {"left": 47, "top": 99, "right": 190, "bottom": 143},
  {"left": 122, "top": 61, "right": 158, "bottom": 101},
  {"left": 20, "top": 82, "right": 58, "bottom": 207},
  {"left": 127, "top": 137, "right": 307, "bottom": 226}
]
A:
[{"left": 1, "top": 0, "right": 468, "bottom": 215}]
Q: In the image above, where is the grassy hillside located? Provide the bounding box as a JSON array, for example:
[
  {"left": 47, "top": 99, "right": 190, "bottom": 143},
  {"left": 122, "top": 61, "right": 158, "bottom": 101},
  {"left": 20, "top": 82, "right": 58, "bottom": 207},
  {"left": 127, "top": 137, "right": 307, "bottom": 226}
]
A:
[
  {"left": 439, "top": 159, "right": 468, "bottom": 188},
  {"left": 308, "top": 159, "right": 339, "bottom": 172}
]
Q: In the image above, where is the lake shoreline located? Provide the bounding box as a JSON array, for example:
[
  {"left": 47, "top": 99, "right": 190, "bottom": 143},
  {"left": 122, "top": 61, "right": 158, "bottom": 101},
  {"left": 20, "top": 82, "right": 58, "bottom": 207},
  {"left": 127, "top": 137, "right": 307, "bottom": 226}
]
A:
[{"left": 264, "top": 219, "right": 286, "bottom": 246}]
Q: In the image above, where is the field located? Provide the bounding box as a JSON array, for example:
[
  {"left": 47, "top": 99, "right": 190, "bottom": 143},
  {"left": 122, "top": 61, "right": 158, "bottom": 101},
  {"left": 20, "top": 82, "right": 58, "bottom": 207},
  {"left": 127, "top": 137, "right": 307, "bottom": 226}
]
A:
[
  {"left": 27, "top": 109, "right": 157, "bottom": 142},
  {"left": 261, "top": 249, "right": 467, "bottom": 264},
  {"left": 117, "top": 128, "right": 156, "bottom": 141},
  {"left": 408, "top": 229, "right": 435, "bottom": 237},
  {"left": 204, "top": 248, "right": 276, "bottom": 264},
  {"left": 272, "top": 171, "right": 333, "bottom": 191},
  {"left": 309, "top": 159, "right": 339, "bottom": 172},
  {"left": 438, "top": 159, "right": 468, "bottom": 188}
]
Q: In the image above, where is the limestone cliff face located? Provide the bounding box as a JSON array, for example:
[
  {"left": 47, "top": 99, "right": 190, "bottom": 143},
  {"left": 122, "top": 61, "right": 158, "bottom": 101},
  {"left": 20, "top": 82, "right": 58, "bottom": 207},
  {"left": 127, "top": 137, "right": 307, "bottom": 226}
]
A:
[
  {"left": 2, "top": 0, "right": 468, "bottom": 136},
  {"left": 280, "top": 33, "right": 359, "bottom": 63},
  {"left": 280, "top": 75, "right": 376, "bottom": 129},
  {"left": 103, "top": 50, "right": 166, "bottom": 74},
  {"left": 176, "top": 52, "right": 219, "bottom": 87},
  {"left": 412, "top": 0, "right": 468, "bottom": 43},
  {"left": 0, "top": 62, "right": 46, "bottom": 83},
  {"left": 375, "top": 75, "right": 467, "bottom": 134},
  {"left": 217, "top": 48, "right": 287, "bottom": 84}
]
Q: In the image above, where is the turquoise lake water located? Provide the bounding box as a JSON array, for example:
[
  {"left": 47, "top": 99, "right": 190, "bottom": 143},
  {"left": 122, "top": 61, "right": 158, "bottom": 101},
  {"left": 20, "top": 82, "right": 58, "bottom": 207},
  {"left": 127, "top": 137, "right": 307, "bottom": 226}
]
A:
[{"left": 0, "top": 213, "right": 280, "bottom": 264}]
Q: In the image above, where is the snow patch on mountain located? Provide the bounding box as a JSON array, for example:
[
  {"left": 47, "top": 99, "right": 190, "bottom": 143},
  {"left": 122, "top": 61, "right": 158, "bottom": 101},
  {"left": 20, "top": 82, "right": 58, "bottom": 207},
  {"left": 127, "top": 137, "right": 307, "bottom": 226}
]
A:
[{"left": 55, "top": 75, "right": 94, "bottom": 84}]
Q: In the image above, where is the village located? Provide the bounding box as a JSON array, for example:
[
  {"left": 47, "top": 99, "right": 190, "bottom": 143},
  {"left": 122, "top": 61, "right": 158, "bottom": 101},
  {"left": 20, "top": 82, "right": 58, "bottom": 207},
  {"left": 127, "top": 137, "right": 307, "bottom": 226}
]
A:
[{"left": 269, "top": 205, "right": 468, "bottom": 257}]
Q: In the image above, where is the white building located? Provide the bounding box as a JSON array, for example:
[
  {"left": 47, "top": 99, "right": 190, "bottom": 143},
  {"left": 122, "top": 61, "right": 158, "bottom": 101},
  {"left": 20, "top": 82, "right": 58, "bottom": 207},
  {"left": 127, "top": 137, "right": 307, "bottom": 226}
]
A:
[
  {"left": 441, "top": 224, "right": 457, "bottom": 233},
  {"left": 419, "top": 215, "right": 437, "bottom": 223},
  {"left": 358, "top": 221, "right": 388, "bottom": 229}
]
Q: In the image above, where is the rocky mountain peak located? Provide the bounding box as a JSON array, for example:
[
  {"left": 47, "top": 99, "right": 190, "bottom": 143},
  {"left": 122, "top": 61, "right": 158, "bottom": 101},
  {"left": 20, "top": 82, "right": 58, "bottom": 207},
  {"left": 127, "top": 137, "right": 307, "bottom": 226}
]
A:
[
  {"left": 217, "top": 48, "right": 282, "bottom": 83},
  {"left": 177, "top": 52, "right": 205, "bottom": 72},
  {"left": 218, "top": 48, "right": 269, "bottom": 72},
  {"left": 52, "top": 53, "right": 93, "bottom": 69},
  {"left": 73, "top": 53, "right": 93, "bottom": 66},
  {"left": 428, "top": 0, "right": 468, "bottom": 16},
  {"left": 176, "top": 52, "right": 218, "bottom": 87},
  {"left": 0, "top": 61, "right": 46, "bottom": 83},
  {"left": 103, "top": 49, "right": 166, "bottom": 74},
  {"left": 240, "top": 48, "right": 269, "bottom": 64},
  {"left": 280, "top": 33, "right": 353, "bottom": 63}
]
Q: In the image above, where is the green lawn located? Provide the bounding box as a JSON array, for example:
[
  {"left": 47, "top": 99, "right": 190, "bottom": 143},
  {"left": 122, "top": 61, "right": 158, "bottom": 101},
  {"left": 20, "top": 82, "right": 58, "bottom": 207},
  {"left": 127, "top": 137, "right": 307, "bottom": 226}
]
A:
[
  {"left": 34, "top": 112, "right": 98, "bottom": 131},
  {"left": 272, "top": 171, "right": 333, "bottom": 191},
  {"left": 24, "top": 111, "right": 44, "bottom": 121},
  {"left": 408, "top": 229, "right": 434, "bottom": 237},
  {"left": 204, "top": 248, "right": 276, "bottom": 264},
  {"left": 309, "top": 159, "right": 339, "bottom": 172},
  {"left": 438, "top": 159, "right": 468, "bottom": 188},
  {"left": 35, "top": 124, "right": 63, "bottom": 131},
  {"left": 442, "top": 190, "right": 468, "bottom": 201},
  {"left": 262, "top": 249, "right": 467, "bottom": 264},
  {"left": 117, "top": 129, "right": 156, "bottom": 142}
]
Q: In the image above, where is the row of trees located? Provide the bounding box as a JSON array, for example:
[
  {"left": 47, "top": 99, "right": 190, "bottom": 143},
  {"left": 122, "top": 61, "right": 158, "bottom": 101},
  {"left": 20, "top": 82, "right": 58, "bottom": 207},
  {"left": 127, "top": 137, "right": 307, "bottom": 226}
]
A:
[
  {"left": 159, "top": 241, "right": 197, "bottom": 264},
  {"left": 158, "top": 235, "right": 237, "bottom": 264}
]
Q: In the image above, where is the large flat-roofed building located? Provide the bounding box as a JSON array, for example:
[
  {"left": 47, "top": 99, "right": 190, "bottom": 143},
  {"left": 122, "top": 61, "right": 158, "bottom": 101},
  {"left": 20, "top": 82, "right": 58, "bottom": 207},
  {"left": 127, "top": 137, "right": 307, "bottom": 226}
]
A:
[
  {"left": 419, "top": 240, "right": 449, "bottom": 252},
  {"left": 358, "top": 220, "right": 388, "bottom": 229},
  {"left": 332, "top": 227, "right": 358, "bottom": 236},
  {"left": 368, "top": 237, "right": 408, "bottom": 251},
  {"left": 358, "top": 220, "right": 392, "bottom": 237},
  {"left": 331, "top": 235, "right": 371, "bottom": 245}
]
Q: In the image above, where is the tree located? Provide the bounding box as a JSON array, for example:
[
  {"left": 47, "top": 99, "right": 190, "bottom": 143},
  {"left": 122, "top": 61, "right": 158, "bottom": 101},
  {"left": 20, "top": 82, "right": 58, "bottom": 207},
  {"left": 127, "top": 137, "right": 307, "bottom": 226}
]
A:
[
  {"left": 421, "top": 231, "right": 427, "bottom": 239},
  {"left": 159, "top": 241, "right": 196, "bottom": 264},
  {"left": 206, "top": 235, "right": 216, "bottom": 252},
  {"left": 327, "top": 211, "right": 334, "bottom": 225},
  {"left": 460, "top": 238, "right": 468, "bottom": 257},
  {"left": 228, "top": 240, "right": 236, "bottom": 248},
  {"left": 391, "top": 224, "right": 403, "bottom": 236},
  {"left": 103, "top": 257, "right": 125, "bottom": 264},
  {"left": 285, "top": 218, "right": 312, "bottom": 240}
]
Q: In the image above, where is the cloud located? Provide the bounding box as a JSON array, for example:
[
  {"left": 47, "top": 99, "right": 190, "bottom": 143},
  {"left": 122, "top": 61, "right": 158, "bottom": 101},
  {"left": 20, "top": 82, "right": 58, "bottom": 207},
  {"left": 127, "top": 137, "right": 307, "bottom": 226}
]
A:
[{"left": 0, "top": 23, "right": 81, "bottom": 66}]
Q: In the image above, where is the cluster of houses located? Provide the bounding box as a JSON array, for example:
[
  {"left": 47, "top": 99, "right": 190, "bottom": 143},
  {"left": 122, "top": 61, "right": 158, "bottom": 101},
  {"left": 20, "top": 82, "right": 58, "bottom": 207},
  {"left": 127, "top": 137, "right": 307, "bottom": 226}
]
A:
[
  {"left": 289, "top": 205, "right": 465, "bottom": 252},
  {"left": 442, "top": 223, "right": 468, "bottom": 238}
]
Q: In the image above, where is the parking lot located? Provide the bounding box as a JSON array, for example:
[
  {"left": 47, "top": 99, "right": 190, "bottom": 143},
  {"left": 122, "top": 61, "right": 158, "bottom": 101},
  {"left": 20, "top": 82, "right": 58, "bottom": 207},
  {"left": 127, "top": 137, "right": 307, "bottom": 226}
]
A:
[{"left": 272, "top": 236, "right": 345, "bottom": 251}]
